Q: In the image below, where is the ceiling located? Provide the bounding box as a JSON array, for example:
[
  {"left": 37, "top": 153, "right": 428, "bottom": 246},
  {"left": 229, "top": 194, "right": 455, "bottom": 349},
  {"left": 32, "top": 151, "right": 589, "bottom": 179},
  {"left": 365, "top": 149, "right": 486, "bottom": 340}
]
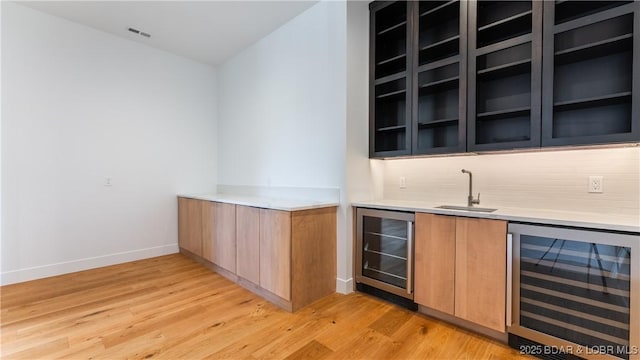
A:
[{"left": 20, "top": 1, "right": 318, "bottom": 67}]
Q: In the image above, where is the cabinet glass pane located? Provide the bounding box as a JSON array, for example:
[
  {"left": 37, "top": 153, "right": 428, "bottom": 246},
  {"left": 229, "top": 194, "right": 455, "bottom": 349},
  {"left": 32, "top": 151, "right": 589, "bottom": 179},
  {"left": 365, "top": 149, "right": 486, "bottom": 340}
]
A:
[
  {"left": 418, "top": 1, "right": 460, "bottom": 66},
  {"left": 416, "top": 1, "right": 461, "bottom": 153},
  {"left": 520, "top": 235, "right": 631, "bottom": 359},
  {"left": 551, "top": 14, "right": 633, "bottom": 142},
  {"left": 472, "top": 0, "right": 537, "bottom": 151},
  {"left": 554, "top": 1, "right": 632, "bottom": 25},
  {"left": 375, "top": 2, "right": 407, "bottom": 79},
  {"left": 374, "top": 77, "right": 407, "bottom": 153},
  {"left": 370, "top": 1, "right": 410, "bottom": 156},
  {"left": 476, "top": 114, "right": 531, "bottom": 144},
  {"left": 363, "top": 216, "right": 408, "bottom": 239},
  {"left": 362, "top": 216, "right": 408, "bottom": 289}
]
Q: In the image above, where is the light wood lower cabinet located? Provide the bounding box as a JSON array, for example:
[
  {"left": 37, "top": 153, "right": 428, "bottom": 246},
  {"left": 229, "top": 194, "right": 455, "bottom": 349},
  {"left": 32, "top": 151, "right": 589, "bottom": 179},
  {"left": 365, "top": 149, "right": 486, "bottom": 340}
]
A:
[
  {"left": 178, "top": 197, "right": 336, "bottom": 312},
  {"left": 258, "top": 207, "right": 338, "bottom": 310},
  {"left": 236, "top": 205, "right": 260, "bottom": 285},
  {"left": 414, "top": 213, "right": 507, "bottom": 333},
  {"left": 414, "top": 213, "right": 456, "bottom": 315},
  {"left": 290, "top": 208, "right": 337, "bottom": 311},
  {"left": 454, "top": 217, "right": 507, "bottom": 332},
  {"left": 201, "top": 201, "right": 215, "bottom": 262},
  {"left": 259, "top": 209, "right": 291, "bottom": 301},
  {"left": 180, "top": 199, "right": 235, "bottom": 273},
  {"left": 178, "top": 197, "right": 203, "bottom": 256},
  {"left": 212, "top": 202, "right": 237, "bottom": 273}
]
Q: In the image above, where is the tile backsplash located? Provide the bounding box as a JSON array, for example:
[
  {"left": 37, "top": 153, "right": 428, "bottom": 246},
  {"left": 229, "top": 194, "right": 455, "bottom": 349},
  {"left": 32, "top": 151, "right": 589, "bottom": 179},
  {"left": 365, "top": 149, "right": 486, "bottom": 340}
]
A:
[{"left": 382, "top": 146, "right": 640, "bottom": 216}]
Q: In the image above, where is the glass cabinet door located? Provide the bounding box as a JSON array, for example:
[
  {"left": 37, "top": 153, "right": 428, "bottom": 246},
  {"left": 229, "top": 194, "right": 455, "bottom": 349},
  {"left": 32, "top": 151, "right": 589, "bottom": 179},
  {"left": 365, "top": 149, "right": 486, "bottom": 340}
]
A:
[
  {"left": 356, "top": 208, "right": 414, "bottom": 299},
  {"left": 362, "top": 216, "right": 409, "bottom": 289},
  {"left": 516, "top": 228, "right": 634, "bottom": 359}
]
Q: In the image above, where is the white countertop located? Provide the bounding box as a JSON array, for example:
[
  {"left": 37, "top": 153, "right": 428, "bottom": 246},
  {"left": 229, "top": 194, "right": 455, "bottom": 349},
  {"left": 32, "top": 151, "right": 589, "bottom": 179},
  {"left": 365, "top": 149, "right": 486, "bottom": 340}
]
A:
[
  {"left": 352, "top": 199, "right": 640, "bottom": 233},
  {"left": 178, "top": 193, "right": 338, "bottom": 212}
]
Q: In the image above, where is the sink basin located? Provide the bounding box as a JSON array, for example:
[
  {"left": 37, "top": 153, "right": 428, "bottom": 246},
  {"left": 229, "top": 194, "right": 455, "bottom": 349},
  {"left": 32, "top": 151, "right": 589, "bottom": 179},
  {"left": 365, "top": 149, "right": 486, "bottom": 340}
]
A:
[{"left": 436, "top": 205, "right": 497, "bottom": 213}]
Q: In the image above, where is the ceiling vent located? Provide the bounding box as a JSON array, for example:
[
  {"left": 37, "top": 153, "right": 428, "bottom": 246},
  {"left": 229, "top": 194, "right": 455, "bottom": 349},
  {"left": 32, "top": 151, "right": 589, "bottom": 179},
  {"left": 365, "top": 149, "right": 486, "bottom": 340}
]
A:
[{"left": 128, "top": 27, "right": 151, "bottom": 38}]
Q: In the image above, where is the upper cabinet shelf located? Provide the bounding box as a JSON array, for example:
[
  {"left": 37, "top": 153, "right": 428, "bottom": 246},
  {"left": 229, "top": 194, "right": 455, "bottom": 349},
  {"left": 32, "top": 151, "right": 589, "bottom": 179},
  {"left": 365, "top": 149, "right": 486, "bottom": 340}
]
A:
[
  {"left": 554, "top": 1, "right": 633, "bottom": 24},
  {"left": 420, "top": 0, "right": 457, "bottom": 17},
  {"left": 376, "top": 53, "right": 407, "bottom": 66},
  {"left": 477, "top": 106, "right": 531, "bottom": 119},
  {"left": 554, "top": 33, "right": 632, "bottom": 65},
  {"left": 477, "top": 58, "right": 531, "bottom": 78},
  {"left": 377, "top": 20, "right": 407, "bottom": 35},
  {"left": 477, "top": 10, "right": 532, "bottom": 32},
  {"left": 369, "top": 0, "right": 640, "bottom": 159},
  {"left": 420, "top": 35, "right": 460, "bottom": 52},
  {"left": 419, "top": 76, "right": 459, "bottom": 91},
  {"left": 553, "top": 92, "right": 632, "bottom": 111}
]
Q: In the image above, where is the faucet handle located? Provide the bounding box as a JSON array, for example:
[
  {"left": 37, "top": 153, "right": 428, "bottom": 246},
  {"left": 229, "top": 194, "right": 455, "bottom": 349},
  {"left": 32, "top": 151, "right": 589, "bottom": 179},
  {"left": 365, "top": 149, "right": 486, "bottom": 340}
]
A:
[{"left": 473, "top": 193, "right": 481, "bottom": 205}]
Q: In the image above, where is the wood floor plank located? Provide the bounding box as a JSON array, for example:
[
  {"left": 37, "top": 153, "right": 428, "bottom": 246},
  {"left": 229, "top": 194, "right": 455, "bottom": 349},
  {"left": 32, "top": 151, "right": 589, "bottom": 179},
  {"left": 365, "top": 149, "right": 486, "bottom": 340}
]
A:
[
  {"left": 386, "top": 312, "right": 443, "bottom": 358},
  {"left": 283, "top": 339, "right": 333, "bottom": 360},
  {"left": 367, "top": 306, "right": 414, "bottom": 337},
  {"left": 329, "top": 327, "right": 399, "bottom": 360},
  {"left": 2, "top": 337, "right": 69, "bottom": 360},
  {"left": 312, "top": 295, "right": 391, "bottom": 351},
  {"left": 110, "top": 292, "right": 275, "bottom": 359},
  {"left": 51, "top": 339, "right": 105, "bottom": 360},
  {"left": 0, "top": 254, "right": 531, "bottom": 360}
]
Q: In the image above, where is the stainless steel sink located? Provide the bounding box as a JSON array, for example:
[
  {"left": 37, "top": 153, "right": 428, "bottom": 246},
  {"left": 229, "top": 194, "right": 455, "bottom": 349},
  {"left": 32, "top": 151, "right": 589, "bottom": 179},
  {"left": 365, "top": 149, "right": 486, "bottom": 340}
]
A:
[{"left": 436, "top": 205, "right": 497, "bottom": 213}]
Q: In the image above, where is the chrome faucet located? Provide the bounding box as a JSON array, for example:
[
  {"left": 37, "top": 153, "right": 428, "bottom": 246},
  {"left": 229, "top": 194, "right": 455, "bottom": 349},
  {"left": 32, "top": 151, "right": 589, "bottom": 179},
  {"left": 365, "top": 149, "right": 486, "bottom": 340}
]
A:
[{"left": 461, "top": 169, "right": 480, "bottom": 207}]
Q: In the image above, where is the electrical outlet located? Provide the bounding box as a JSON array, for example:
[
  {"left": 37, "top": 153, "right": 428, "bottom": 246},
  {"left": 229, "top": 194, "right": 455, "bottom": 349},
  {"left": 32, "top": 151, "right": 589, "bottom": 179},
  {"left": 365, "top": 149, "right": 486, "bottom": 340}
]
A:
[
  {"left": 399, "top": 177, "right": 406, "bottom": 189},
  {"left": 588, "top": 176, "right": 603, "bottom": 193},
  {"left": 104, "top": 177, "right": 113, "bottom": 187}
]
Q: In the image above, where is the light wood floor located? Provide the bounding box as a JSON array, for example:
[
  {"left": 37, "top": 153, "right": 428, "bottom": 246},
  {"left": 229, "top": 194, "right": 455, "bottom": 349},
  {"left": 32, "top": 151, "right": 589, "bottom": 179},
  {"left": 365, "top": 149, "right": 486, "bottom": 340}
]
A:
[{"left": 1, "top": 254, "right": 529, "bottom": 359}]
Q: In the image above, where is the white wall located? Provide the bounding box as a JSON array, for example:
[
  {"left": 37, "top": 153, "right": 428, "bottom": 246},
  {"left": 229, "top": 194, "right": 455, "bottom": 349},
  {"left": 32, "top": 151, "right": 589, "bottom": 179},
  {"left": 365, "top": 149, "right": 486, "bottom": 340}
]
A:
[
  {"left": 344, "top": 0, "right": 379, "bottom": 293},
  {"left": 217, "top": 2, "right": 350, "bottom": 291},
  {"left": 1, "top": 3, "right": 218, "bottom": 285},
  {"left": 382, "top": 147, "right": 640, "bottom": 217},
  {"left": 217, "top": 1, "right": 346, "bottom": 189},
  {"left": 0, "top": 2, "right": 3, "bottom": 279}
]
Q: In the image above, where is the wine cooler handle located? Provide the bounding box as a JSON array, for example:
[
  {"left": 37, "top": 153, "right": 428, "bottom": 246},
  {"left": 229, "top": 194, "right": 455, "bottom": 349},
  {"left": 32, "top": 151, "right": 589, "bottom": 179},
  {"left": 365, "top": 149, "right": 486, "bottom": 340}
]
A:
[
  {"left": 506, "top": 233, "right": 513, "bottom": 327},
  {"left": 407, "top": 221, "right": 414, "bottom": 295}
]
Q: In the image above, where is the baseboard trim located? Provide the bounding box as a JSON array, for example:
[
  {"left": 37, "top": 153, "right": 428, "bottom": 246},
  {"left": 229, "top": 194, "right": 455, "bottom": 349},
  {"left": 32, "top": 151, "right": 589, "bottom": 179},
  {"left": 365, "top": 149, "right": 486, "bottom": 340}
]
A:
[
  {"left": 336, "top": 277, "right": 354, "bottom": 294},
  {"left": 0, "top": 244, "right": 179, "bottom": 286}
]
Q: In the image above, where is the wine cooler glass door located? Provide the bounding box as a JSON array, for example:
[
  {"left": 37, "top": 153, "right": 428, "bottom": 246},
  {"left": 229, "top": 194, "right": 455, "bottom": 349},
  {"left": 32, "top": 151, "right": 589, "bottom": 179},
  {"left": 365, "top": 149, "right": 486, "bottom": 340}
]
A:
[
  {"left": 508, "top": 223, "right": 639, "bottom": 360},
  {"left": 356, "top": 208, "right": 415, "bottom": 299}
]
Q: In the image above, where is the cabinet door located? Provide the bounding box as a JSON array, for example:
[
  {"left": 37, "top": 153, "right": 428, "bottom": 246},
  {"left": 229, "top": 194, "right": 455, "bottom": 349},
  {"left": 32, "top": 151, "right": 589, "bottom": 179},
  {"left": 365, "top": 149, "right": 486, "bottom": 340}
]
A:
[
  {"left": 541, "top": 1, "right": 639, "bottom": 146},
  {"left": 454, "top": 217, "right": 507, "bottom": 332},
  {"left": 414, "top": 213, "right": 456, "bottom": 315},
  {"left": 259, "top": 209, "right": 291, "bottom": 301},
  {"left": 370, "top": 1, "right": 413, "bottom": 158},
  {"left": 177, "top": 197, "right": 203, "bottom": 256},
  {"left": 236, "top": 205, "right": 260, "bottom": 285},
  {"left": 213, "top": 202, "right": 236, "bottom": 273},
  {"left": 467, "top": 0, "right": 543, "bottom": 151},
  {"left": 291, "top": 208, "right": 337, "bottom": 310},
  {"left": 201, "top": 200, "right": 215, "bottom": 262},
  {"left": 413, "top": 0, "right": 467, "bottom": 155}
]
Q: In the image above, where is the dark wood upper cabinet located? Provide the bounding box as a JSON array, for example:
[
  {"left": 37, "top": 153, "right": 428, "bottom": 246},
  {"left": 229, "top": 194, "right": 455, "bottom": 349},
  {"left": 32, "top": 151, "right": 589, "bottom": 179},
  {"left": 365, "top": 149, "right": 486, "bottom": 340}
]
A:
[
  {"left": 412, "top": 0, "right": 467, "bottom": 155},
  {"left": 370, "top": 1, "right": 413, "bottom": 158},
  {"left": 541, "top": 1, "right": 639, "bottom": 147},
  {"left": 369, "top": 0, "right": 640, "bottom": 158},
  {"left": 467, "top": 0, "right": 543, "bottom": 151}
]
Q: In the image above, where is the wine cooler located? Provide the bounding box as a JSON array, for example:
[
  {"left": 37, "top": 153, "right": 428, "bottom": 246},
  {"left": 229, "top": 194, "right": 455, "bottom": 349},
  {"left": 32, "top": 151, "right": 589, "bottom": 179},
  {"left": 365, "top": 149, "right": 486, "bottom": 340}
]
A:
[
  {"left": 355, "top": 208, "right": 415, "bottom": 304},
  {"left": 508, "top": 223, "right": 639, "bottom": 360}
]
